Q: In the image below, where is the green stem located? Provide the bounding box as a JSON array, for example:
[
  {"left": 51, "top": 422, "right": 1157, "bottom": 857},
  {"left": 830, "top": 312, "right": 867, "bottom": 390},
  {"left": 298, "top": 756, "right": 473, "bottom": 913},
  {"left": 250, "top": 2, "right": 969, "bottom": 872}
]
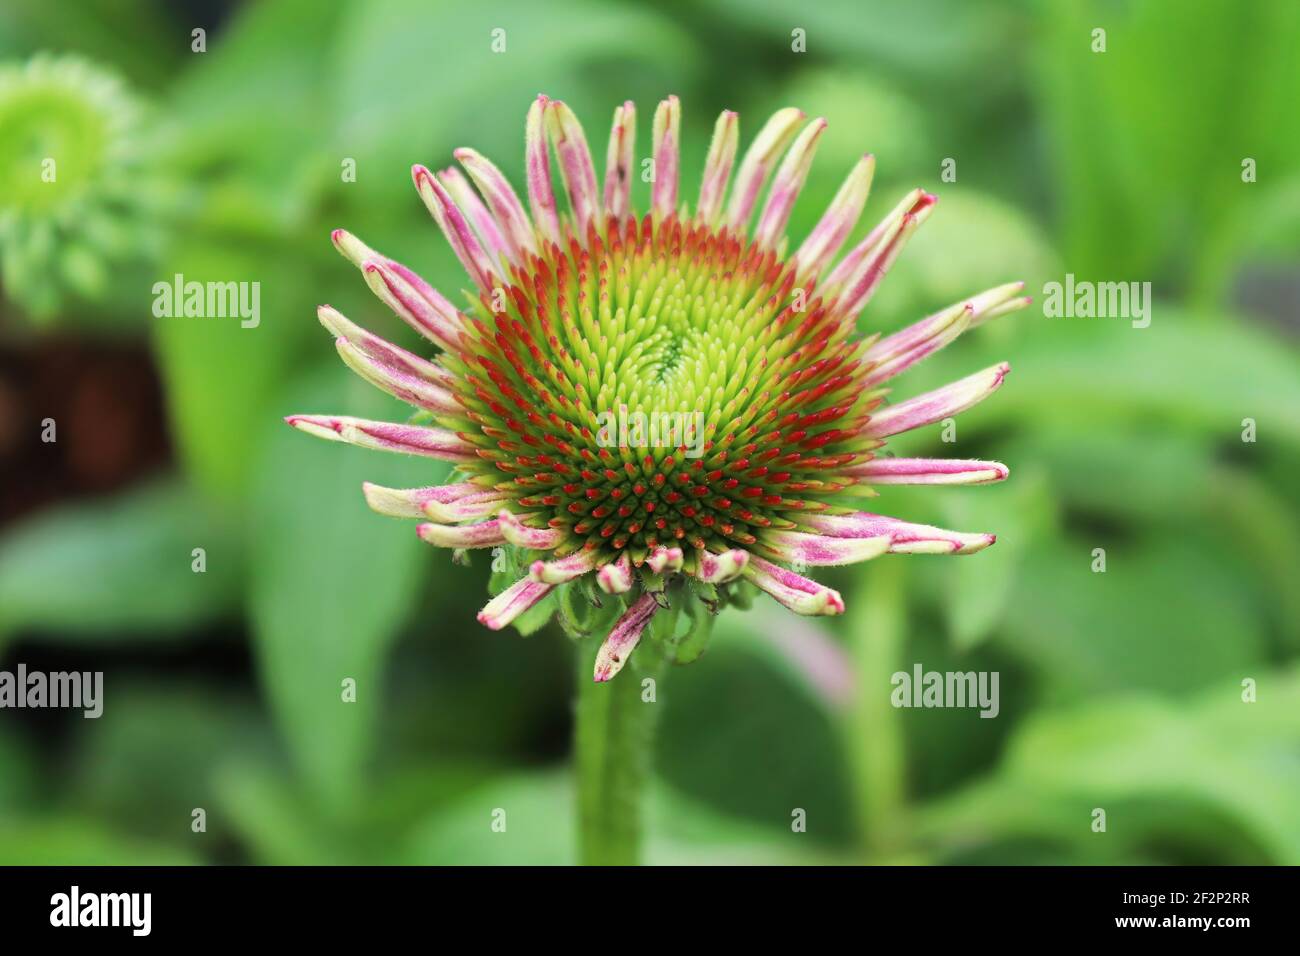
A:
[
  {"left": 843, "top": 559, "right": 909, "bottom": 860},
  {"left": 574, "top": 635, "right": 664, "bottom": 866}
]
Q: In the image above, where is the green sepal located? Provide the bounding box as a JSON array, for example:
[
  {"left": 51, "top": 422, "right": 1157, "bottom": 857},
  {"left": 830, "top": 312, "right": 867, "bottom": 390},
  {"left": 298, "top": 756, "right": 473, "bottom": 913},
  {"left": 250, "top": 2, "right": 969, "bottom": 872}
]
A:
[
  {"left": 556, "top": 579, "right": 621, "bottom": 638},
  {"left": 690, "top": 578, "right": 719, "bottom": 610},
  {"left": 726, "top": 579, "right": 755, "bottom": 611},
  {"left": 673, "top": 588, "right": 716, "bottom": 664},
  {"left": 640, "top": 569, "right": 665, "bottom": 597}
]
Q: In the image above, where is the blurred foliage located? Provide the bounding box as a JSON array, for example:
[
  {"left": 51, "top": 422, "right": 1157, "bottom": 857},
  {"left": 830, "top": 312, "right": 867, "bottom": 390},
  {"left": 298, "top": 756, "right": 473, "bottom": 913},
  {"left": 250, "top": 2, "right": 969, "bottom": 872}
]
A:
[
  {"left": 0, "top": 0, "right": 1297, "bottom": 864},
  {"left": 0, "top": 479, "right": 241, "bottom": 644}
]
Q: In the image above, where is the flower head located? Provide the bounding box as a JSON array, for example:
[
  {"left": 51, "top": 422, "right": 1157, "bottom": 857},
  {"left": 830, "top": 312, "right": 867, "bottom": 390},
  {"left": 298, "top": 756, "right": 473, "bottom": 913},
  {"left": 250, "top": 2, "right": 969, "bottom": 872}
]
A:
[
  {"left": 0, "top": 54, "right": 151, "bottom": 320},
  {"left": 287, "top": 95, "right": 1029, "bottom": 681}
]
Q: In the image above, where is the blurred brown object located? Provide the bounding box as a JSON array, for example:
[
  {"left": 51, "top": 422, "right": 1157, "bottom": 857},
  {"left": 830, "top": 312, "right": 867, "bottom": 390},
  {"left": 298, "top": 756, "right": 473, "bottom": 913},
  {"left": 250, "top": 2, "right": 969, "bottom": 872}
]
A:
[{"left": 0, "top": 338, "right": 171, "bottom": 525}]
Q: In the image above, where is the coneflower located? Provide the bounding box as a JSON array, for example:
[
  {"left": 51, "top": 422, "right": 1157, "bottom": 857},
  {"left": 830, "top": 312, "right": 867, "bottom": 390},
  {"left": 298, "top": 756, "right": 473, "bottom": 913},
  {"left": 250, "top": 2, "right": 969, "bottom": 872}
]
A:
[
  {"left": 0, "top": 54, "right": 149, "bottom": 320},
  {"left": 287, "top": 94, "right": 1028, "bottom": 687}
]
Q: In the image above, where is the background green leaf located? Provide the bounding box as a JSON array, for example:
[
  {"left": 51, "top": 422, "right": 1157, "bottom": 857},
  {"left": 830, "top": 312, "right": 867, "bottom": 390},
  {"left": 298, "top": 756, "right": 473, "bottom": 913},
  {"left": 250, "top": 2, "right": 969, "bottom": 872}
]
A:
[
  {"left": 0, "top": 479, "right": 240, "bottom": 644},
  {"left": 247, "top": 364, "right": 439, "bottom": 816}
]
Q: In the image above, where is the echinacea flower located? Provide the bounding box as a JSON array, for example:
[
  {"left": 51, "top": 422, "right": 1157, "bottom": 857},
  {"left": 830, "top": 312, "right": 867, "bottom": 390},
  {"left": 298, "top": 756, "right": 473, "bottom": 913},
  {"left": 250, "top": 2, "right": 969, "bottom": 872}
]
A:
[
  {"left": 0, "top": 54, "right": 153, "bottom": 320},
  {"left": 287, "top": 94, "right": 1029, "bottom": 683}
]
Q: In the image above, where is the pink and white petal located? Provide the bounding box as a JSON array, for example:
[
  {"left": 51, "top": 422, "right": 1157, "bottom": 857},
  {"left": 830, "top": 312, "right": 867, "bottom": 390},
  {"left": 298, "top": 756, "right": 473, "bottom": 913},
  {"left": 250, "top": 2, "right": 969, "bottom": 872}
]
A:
[
  {"left": 593, "top": 592, "right": 659, "bottom": 682},
  {"left": 801, "top": 512, "right": 996, "bottom": 555},
  {"left": 866, "top": 300, "right": 971, "bottom": 366},
  {"left": 497, "top": 509, "right": 563, "bottom": 549},
  {"left": 834, "top": 195, "right": 936, "bottom": 321},
  {"left": 824, "top": 188, "right": 930, "bottom": 291},
  {"left": 845, "top": 458, "right": 1009, "bottom": 485},
  {"left": 412, "top": 165, "right": 496, "bottom": 292},
  {"left": 284, "top": 414, "right": 478, "bottom": 462},
  {"left": 863, "top": 362, "right": 1010, "bottom": 439},
  {"left": 862, "top": 304, "right": 972, "bottom": 388},
  {"left": 695, "top": 549, "right": 749, "bottom": 584},
  {"left": 645, "top": 546, "right": 684, "bottom": 574},
  {"left": 362, "top": 482, "right": 478, "bottom": 519},
  {"left": 362, "top": 481, "right": 504, "bottom": 520},
  {"left": 650, "top": 95, "right": 681, "bottom": 222},
  {"left": 794, "top": 153, "right": 874, "bottom": 279},
  {"left": 861, "top": 281, "right": 1024, "bottom": 353},
  {"left": 382, "top": 257, "right": 461, "bottom": 320},
  {"left": 438, "top": 166, "right": 510, "bottom": 266},
  {"left": 328, "top": 227, "right": 383, "bottom": 270},
  {"left": 478, "top": 576, "right": 555, "bottom": 631},
  {"left": 886, "top": 522, "right": 996, "bottom": 555},
  {"left": 361, "top": 261, "right": 463, "bottom": 351},
  {"left": 526, "top": 95, "right": 563, "bottom": 248},
  {"left": 529, "top": 548, "right": 598, "bottom": 584},
  {"left": 695, "top": 110, "right": 738, "bottom": 227},
  {"left": 335, "top": 338, "right": 461, "bottom": 414},
  {"left": 597, "top": 552, "right": 634, "bottom": 594},
  {"left": 317, "top": 305, "right": 452, "bottom": 386},
  {"left": 863, "top": 282, "right": 1030, "bottom": 387},
  {"left": 603, "top": 101, "right": 636, "bottom": 222},
  {"left": 455, "top": 147, "right": 538, "bottom": 262},
  {"left": 964, "top": 281, "right": 1028, "bottom": 326},
  {"left": 329, "top": 232, "right": 462, "bottom": 349},
  {"left": 765, "top": 530, "right": 891, "bottom": 566},
  {"left": 743, "top": 556, "right": 845, "bottom": 616},
  {"left": 724, "top": 107, "right": 805, "bottom": 231},
  {"left": 970, "top": 284, "right": 1032, "bottom": 328},
  {"left": 754, "top": 117, "right": 826, "bottom": 249},
  {"left": 422, "top": 488, "right": 512, "bottom": 522},
  {"left": 546, "top": 99, "right": 601, "bottom": 237},
  {"left": 417, "top": 518, "right": 505, "bottom": 549}
]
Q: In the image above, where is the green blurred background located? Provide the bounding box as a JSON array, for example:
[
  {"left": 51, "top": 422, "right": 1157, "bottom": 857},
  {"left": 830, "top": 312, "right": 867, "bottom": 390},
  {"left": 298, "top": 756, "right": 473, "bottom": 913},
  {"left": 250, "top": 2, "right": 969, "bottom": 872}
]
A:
[{"left": 1, "top": 0, "right": 1297, "bottom": 865}]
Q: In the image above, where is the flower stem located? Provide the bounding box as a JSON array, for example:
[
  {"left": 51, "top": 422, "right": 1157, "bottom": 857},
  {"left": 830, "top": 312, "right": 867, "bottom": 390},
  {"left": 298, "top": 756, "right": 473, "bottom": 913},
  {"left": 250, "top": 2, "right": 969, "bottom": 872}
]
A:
[
  {"left": 574, "top": 636, "right": 662, "bottom": 866},
  {"left": 844, "top": 559, "right": 909, "bottom": 859}
]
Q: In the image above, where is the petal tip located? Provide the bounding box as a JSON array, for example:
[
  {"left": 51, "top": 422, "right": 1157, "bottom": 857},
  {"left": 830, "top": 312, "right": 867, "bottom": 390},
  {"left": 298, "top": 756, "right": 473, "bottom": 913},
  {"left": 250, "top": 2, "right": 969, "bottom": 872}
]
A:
[{"left": 411, "top": 164, "right": 436, "bottom": 191}]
